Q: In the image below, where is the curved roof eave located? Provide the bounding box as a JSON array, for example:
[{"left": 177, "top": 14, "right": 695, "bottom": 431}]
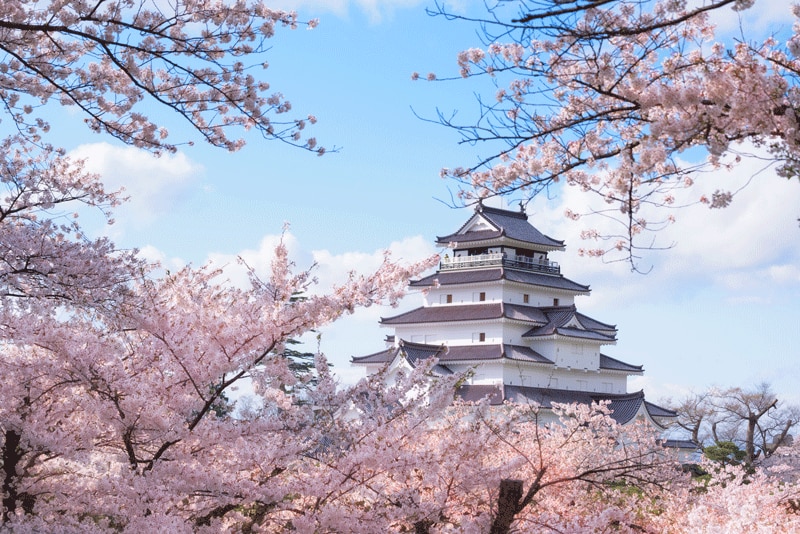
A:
[{"left": 410, "top": 268, "right": 590, "bottom": 294}]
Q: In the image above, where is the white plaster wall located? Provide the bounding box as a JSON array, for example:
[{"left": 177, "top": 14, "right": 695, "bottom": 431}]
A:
[
  {"left": 395, "top": 323, "right": 503, "bottom": 346},
  {"left": 499, "top": 284, "right": 575, "bottom": 307},
  {"left": 467, "top": 362, "right": 504, "bottom": 385},
  {"left": 545, "top": 340, "right": 602, "bottom": 371},
  {"left": 395, "top": 320, "right": 546, "bottom": 347},
  {"left": 452, "top": 360, "right": 628, "bottom": 393},
  {"left": 426, "top": 286, "right": 502, "bottom": 305},
  {"left": 426, "top": 284, "right": 576, "bottom": 308}
]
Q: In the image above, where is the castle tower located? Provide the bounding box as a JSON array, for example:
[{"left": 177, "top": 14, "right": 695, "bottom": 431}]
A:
[{"left": 352, "top": 204, "right": 675, "bottom": 427}]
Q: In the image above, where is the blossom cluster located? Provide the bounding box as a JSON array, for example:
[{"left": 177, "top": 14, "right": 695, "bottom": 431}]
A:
[
  {"left": 435, "top": 0, "right": 800, "bottom": 263},
  {"left": 0, "top": 0, "right": 323, "bottom": 153}
]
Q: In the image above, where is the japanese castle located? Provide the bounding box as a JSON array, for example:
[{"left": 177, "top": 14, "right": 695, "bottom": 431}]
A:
[{"left": 352, "top": 203, "right": 675, "bottom": 427}]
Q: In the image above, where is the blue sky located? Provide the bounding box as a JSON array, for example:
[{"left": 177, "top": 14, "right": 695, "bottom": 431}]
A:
[{"left": 54, "top": 0, "right": 800, "bottom": 406}]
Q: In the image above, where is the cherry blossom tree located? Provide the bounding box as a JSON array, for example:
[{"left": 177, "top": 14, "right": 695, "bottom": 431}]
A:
[
  {"left": 235, "top": 375, "right": 800, "bottom": 533},
  {"left": 274, "top": 378, "right": 683, "bottom": 534},
  {"left": 0, "top": 0, "right": 322, "bottom": 153},
  {"left": 659, "top": 463, "right": 800, "bottom": 533},
  {"left": 0, "top": 224, "right": 437, "bottom": 529},
  {"left": 0, "top": 2, "right": 436, "bottom": 528},
  {"left": 3, "top": 0, "right": 800, "bottom": 530},
  {"left": 425, "top": 0, "right": 800, "bottom": 265}
]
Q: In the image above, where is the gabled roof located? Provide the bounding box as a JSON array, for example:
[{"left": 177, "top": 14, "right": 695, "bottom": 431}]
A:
[
  {"left": 522, "top": 305, "right": 617, "bottom": 342},
  {"left": 436, "top": 205, "right": 565, "bottom": 250},
  {"left": 409, "top": 267, "right": 590, "bottom": 293},
  {"left": 380, "top": 302, "right": 550, "bottom": 326},
  {"left": 496, "top": 387, "right": 675, "bottom": 426},
  {"left": 350, "top": 340, "right": 454, "bottom": 375}
]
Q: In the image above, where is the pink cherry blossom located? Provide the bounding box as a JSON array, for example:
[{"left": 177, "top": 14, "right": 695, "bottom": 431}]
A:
[{"left": 429, "top": 0, "right": 800, "bottom": 266}]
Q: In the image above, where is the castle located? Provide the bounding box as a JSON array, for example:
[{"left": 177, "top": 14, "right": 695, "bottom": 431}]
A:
[{"left": 352, "top": 204, "right": 675, "bottom": 427}]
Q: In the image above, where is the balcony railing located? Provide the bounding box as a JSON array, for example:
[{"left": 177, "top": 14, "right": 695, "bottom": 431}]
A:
[{"left": 440, "top": 253, "right": 560, "bottom": 275}]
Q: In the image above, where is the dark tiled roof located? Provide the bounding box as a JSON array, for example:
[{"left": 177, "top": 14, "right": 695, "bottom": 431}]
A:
[
  {"left": 402, "top": 342, "right": 444, "bottom": 366},
  {"left": 353, "top": 342, "right": 553, "bottom": 365},
  {"left": 575, "top": 312, "right": 616, "bottom": 334},
  {"left": 661, "top": 439, "right": 700, "bottom": 450},
  {"left": 381, "top": 303, "right": 551, "bottom": 326},
  {"left": 441, "top": 343, "right": 504, "bottom": 361},
  {"left": 550, "top": 326, "right": 617, "bottom": 342},
  {"left": 504, "top": 269, "right": 590, "bottom": 292},
  {"left": 381, "top": 303, "right": 503, "bottom": 325},
  {"left": 351, "top": 347, "right": 395, "bottom": 364},
  {"left": 522, "top": 305, "right": 617, "bottom": 342},
  {"left": 436, "top": 205, "right": 564, "bottom": 249},
  {"left": 503, "top": 345, "right": 554, "bottom": 364},
  {"left": 505, "top": 303, "right": 549, "bottom": 323},
  {"left": 442, "top": 343, "right": 553, "bottom": 364},
  {"left": 498, "top": 387, "right": 655, "bottom": 425},
  {"left": 455, "top": 386, "right": 675, "bottom": 425},
  {"left": 438, "top": 229, "right": 504, "bottom": 245},
  {"left": 409, "top": 268, "right": 590, "bottom": 293},
  {"left": 644, "top": 401, "right": 678, "bottom": 418},
  {"left": 599, "top": 354, "right": 643, "bottom": 372},
  {"left": 350, "top": 341, "right": 454, "bottom": 374},
  {"left": 458, "top": 384, "right": 504, "bottom": 404}
]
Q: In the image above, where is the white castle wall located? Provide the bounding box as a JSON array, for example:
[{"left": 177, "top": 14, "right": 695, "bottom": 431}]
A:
[{"left": 423, "top": 284, "right": 576, "bottom": 308}]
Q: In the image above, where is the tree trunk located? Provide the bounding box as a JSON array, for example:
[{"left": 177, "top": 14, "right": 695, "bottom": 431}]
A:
[
  {"left": 490, "top": 479, "right": 523, "bottom": 534},
  {"left": 745, "top": 415, "right": 757, "bottom": 465},
  {"left": 2, "top": 429, "right": 22, "bottom": 523},
  {"left": 414, "top": 520, "right": 432, "bottom": 534}
]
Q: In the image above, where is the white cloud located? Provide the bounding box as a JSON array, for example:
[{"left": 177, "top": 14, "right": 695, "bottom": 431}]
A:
[
  {"left": 767, "top": 263, "right": 800, "bottom": 284},
  {"left": 204, "top": 232, "right": 434, "bottom": 291},
  {"left": 269, "top": 0, "right": 427, "bottom": 23},
  {"left": 525, "top": 146, "right": 800, "bottom": 310},
  {"left": 68, "top": 142, "right": 202, "bottom": 227},
  {"left": 137, "top": 244, "right": 187, "bottom": 272},
  {"left": 698, "top": 0, "right": 795, "bottom": 37}
]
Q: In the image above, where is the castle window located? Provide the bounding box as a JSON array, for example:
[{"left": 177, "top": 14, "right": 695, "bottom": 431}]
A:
[
  {"left": 479, "top": 292, "right": 486, "bottom": 302},
  {"left": 479, "top": 332, "right": 486, "bottom": 342},
  {"left": 553, "top": 298, "right": 560, "bottom": 306},
  {"left": 523, "top": 293, "right": 529, "bottom": 304},
  {"left": 446, "top": 294, "right": 453, "bottom": 303}
]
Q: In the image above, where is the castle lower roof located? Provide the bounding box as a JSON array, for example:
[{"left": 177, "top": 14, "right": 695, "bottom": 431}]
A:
[
  {"left": 353, "top": 341, "right": 642, "bottom": 372},
  {"left": 380, "top": 303, "right": 616, "bottom": 344},
  {"left": 458, "top": 386, "right": 676, "bottom": 426},
  {"left": 600, "top": 354, "right": 643, "bottom": 372},
  {"left": 351, "top": 341, "right": 554, "bottom": 366},
  {"left": 409, "top": 267, "right": 590, "bottom": 293},
  {"left": 380, "top": 302, "right": 547, "bottom": 326}
]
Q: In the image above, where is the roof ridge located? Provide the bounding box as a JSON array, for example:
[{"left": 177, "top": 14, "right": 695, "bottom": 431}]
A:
[{"left": 479, "top": 204, "right": 528, "bottom": 220}]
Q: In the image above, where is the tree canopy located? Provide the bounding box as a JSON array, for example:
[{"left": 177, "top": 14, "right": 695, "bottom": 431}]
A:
[
  {"left": 427, "top": 0, "right": 800, "bottom": 265},
  {"left": 1, "top": 0, "right": 800, "bottom": 531},
  {"left": 0, "top": 0, "right": 322, "bottom": 153}
]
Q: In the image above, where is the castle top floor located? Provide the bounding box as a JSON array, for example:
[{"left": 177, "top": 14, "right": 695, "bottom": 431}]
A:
[{"left": 436, "top": 203, "right": 566, "bottom": 276}]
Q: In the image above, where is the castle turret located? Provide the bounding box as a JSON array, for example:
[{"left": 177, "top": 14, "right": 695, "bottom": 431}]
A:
[{"left": 352, "top": 204, "right": 675, "bottom": 427}]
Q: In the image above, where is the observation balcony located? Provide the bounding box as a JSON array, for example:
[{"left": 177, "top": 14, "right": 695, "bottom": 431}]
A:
[{"left": 440, "top": 252, "right": 560, "bottom": 275}]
